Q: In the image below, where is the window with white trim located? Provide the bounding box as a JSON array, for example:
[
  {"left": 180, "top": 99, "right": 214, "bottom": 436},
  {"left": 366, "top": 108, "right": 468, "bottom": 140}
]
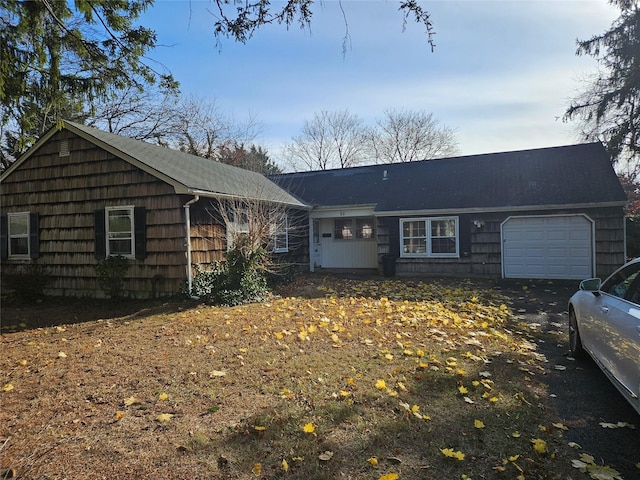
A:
[
  {"left": 226, "top": 208, "right": 249, "bottom": 250},
  {"left": 106, "top": 206, "right": 135, "bottom": 257},
  {"left": 272, "top": 215, "right": 289, "bottom": 253},
  {"left": 400, "top": 217, "right": 459, "bottom": 257},
  {"left": 8, "top": 212, "right": 30, "bottom": 257}
]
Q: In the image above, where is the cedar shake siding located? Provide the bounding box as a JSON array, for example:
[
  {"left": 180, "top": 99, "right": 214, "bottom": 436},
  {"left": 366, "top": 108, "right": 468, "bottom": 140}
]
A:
[
  {"left": 1, "top": 122, "right": 308, "bottom": 298},
  {"left": 378, "top": 207, "right": 625, "bottom": 279},
  {"left": 1, "top": 130, "right": 189, "bottom": 297}
]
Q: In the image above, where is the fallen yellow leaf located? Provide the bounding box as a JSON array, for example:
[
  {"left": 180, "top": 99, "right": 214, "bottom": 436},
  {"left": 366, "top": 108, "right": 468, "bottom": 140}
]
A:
[
  {"left": 375, "top": 379, "right": 387, "bottom": 390},
  {"left": 378, "top": 473, "right": 399, "bottom": 480},
  {"left": 156, "top": 413, "right": 174, "bottom": 423},
  {"left": 441, "top": 448, "right": 465, "bottom": 460},
  {"left": 124, "top": 396, "right": 141, "bottom": 406},
  {"left": 531, "top": 438, "right": 547, "bottom": 454}
]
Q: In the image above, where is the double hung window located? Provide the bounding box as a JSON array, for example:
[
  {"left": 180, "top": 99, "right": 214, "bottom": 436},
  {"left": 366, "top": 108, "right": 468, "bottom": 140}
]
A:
[
  {"left": 400, "top": 217, "right": 458, "bottom": 257},
  {"left": 8, "top": 212, "right": 30, "bottom": 257},
  {"left": 272, "top": 215, "right": 289, "bottom": 253},
  {"left": 106, "top": 206, "right": 135, "bottom": 257}
]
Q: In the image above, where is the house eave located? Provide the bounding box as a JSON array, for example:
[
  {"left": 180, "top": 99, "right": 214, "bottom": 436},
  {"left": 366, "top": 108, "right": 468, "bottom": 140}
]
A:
[
  {"left": 311, "top": 203, "right": 378, "bottom": 212},
  {"left": 187, "top": 189, "right": 311, "bottom": 209},
  {"left": 374, "top": 201, "right": 628, "bottom": 217}
]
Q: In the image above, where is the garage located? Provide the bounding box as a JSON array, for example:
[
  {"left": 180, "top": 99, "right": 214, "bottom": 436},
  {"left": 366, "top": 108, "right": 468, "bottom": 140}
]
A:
[{"left": 502, "top": 215, "right": 594, "bottom": 280}]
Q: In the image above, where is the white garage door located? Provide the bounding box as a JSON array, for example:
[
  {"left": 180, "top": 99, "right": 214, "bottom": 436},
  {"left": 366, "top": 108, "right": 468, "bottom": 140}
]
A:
[{"left": 502, "top": 215, "right": 593, "bottom": 279}]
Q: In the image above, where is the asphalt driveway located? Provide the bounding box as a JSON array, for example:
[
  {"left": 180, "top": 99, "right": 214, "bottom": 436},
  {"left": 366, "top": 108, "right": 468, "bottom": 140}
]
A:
[{"left": 496, "top": 279, "right": 639, "bottom": 479}]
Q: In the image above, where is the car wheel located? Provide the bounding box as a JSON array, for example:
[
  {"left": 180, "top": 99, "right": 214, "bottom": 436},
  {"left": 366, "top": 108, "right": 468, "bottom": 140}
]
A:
[{"left": 569, "top": 308, "right": 584, "bottom": 358}]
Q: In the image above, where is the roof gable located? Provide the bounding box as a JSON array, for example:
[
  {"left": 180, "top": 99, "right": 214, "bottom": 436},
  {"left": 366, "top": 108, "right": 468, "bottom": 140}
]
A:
[
  {"left": 273, "top": 143, "right": 627, "bottom": 213},
  {"left": 1, "top": 121, "right": 307, "bottom": 208}
]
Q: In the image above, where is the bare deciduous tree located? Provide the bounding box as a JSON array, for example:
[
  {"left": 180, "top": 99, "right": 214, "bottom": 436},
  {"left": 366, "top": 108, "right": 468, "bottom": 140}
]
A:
[
  {"left": 89, "top": 85, "right": 180, "bottom": 142},
  {"left": 284, "top": 108, "right": 459, "bottom": 171},
  {"left": 90, "top": 92, "right": 263, "bottom": 164},
  {"left": 169, "top": 95, "right": 261, "bottom": 159},
  {"left": 369, "top": 109, "right": 459, "bottom": 163},
  {"left": 284, "top": 110, "right": 368, "bottom": 171}
]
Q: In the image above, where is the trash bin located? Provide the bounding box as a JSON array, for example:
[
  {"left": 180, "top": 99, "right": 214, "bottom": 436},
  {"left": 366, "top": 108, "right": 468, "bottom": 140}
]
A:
[{"left": 382, "top": 255, "right": 396, "bottom": 277}]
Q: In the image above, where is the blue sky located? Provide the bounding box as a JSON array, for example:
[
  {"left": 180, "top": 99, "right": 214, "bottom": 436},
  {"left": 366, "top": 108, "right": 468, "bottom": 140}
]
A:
[{"left": 140, "top": 1, "right": 619, "bottom": 166}]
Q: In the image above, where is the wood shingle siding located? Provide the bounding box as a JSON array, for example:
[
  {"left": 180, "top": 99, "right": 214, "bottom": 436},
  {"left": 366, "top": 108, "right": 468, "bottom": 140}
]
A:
[
  {"left": 1, "top": 130, "right": 189, "bottom": 297},
  {"left": 1, "top": 122, "right": 306, "bottom": 298}
]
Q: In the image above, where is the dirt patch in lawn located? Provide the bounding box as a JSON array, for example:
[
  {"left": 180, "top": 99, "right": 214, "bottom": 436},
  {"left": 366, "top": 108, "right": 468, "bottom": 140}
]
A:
[{"left": 0, "top": 274, "right": 635, "bottom": 479}]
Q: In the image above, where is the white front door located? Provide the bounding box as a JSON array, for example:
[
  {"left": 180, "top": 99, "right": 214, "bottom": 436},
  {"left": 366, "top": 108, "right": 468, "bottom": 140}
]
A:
[{"left": 316, "top": 217, "right": 378, "bottom": 269}]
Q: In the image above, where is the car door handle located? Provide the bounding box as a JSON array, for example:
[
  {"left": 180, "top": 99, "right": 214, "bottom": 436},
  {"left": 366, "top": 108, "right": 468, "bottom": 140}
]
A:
[{"left": 600, "top": 306, "right": 609, "bottom": 314}]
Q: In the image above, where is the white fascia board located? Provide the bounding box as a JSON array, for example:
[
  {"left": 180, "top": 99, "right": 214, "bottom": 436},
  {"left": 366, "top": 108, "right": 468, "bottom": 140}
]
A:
[
  {"left": 310, "top": 204, "right": 377, "bottom": 218},
  {"left": 188, "top": 189, "right": 311, "bottom": 209}
]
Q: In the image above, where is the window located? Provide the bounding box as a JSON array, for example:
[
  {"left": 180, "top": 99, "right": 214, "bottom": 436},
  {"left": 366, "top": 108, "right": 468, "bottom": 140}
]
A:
[
  {"left": 334, "top": 218, "right": 375, "bottom": 240},
  {"left": 8, "top": 212, "right": 29, "bottom": 257},
  {"left": 106, "top": 206, "right": 135, "bottom": 257},
  {"left": 273, "top": 216, "right": 289, "bottom": 253},
  {"left": 602, "top": 263, "right": 640, "bottom": 299},
  {"left": 226, "top": 208, "right": 250, "bottom": 250},
  {"left": 95, "top": 207, "right": 145, "bottom": 260},
  {"left": 334, "top": 219, "right": 353, "bottom": 240},
  {"left": 356, "top": 218, "right": 375, "bottom": 239},
  {"left": 400, "top": 217, "right": 459, "bottom": 257},
  {"left": 2, "top": 212, "right": 39, "bottom": 260}
]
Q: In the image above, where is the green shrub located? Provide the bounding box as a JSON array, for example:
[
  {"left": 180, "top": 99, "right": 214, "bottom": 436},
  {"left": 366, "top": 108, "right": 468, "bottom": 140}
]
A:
[
  {"left": 190, "top": 236, "right": 270, "bottom": 306},
  {"left": 190, "top": 263, "right": 226, "bottom": 297},
  {"left": 96, "top": 255, "right": 130, "bottom": 299}
]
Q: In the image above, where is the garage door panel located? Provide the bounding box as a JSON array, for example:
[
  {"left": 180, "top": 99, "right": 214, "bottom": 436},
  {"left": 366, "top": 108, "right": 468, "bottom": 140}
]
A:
[{"left": 503, "top": 216, "right": 592, "bottom": 280}]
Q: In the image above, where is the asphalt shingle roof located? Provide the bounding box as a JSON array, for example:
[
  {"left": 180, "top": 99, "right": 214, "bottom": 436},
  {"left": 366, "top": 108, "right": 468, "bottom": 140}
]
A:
[
  {"left": 62, "top": 121, "right": 306, "bottom": 207},
  {"left": 273, "top": 143, "right": 627, "bottom": 212}
]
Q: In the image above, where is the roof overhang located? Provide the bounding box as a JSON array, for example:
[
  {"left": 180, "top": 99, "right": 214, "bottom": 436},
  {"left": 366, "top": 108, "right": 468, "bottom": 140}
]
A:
[
  {"left": 187, "top": 189, "right": 311, "bottom": 209},
  {"left": 309, "top": 204, "right": 377, "bottom": 218},
  {"left": 374, "top": 201, "right": 628, "bottom": 217}
]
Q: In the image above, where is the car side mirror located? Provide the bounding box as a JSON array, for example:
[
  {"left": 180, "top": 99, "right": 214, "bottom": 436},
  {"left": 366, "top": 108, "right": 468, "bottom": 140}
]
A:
[{"left": 579, "top": 278, "right": 602, "bottom": 295}]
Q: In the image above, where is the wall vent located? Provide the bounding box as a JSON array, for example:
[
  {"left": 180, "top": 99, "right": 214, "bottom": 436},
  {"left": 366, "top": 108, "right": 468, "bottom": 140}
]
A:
[{"left": 59, "top": 139, "right": 69, "bottom": 157}]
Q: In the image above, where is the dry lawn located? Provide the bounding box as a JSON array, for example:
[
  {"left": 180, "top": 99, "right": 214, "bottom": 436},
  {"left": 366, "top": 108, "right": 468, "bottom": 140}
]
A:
[{"left": 1, "top": 275, "right": 581, "bottom": 479}]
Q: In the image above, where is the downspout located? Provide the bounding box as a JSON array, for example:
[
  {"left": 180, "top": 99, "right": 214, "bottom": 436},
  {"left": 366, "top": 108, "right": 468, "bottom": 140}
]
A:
[{"left": 183, "top": 195, "right": 200, "bottom": 298}]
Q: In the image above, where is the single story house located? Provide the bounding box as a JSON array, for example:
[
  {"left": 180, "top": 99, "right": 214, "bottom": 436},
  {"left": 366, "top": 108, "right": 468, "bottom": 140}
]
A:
[
  {"left": 0, "top": 121, "right": 308, "bottom": 298},
  {"left": 272, "top": 142, "right": 627, "bottom": 280},
  {"left": 0, "top": 121, "right": 628, "bottom": 298}
]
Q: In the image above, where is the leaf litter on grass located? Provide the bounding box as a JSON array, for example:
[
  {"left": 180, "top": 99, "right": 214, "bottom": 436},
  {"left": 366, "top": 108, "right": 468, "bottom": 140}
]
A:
[{"left": 0, "top": 275, "right": 598, "bottom": 479}]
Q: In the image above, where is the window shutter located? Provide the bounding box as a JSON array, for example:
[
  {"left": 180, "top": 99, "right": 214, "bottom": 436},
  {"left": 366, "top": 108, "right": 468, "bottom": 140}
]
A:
[
  {"left": 0, "top": 215, "right": 7, "bottom": 260},
  {"left": 459, "top": 217, "right": 472, "bottom": 256},
  {"left": 94, "top": 209, "right": 106, "bottom": 260},
  {"left": 29, "top": 212, "right": 39, "bottom": 259},
  {"left": 134, "top": 206, "right": 147, "bottom": 260}
]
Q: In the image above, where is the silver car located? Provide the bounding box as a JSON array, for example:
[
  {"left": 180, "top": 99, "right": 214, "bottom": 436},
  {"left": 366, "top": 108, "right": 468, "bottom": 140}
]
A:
[{"left": 568, "top": 258, "right": 640, "bottom": 415}]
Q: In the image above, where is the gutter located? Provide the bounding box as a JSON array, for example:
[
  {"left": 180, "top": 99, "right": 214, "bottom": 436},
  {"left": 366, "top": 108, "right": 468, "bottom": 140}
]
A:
[
  {"left": 187, "top": 189, "right": 312, "bottom": 210},
  {"left": 183, "top": 195, "right": 200, "bottom": 298}
]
